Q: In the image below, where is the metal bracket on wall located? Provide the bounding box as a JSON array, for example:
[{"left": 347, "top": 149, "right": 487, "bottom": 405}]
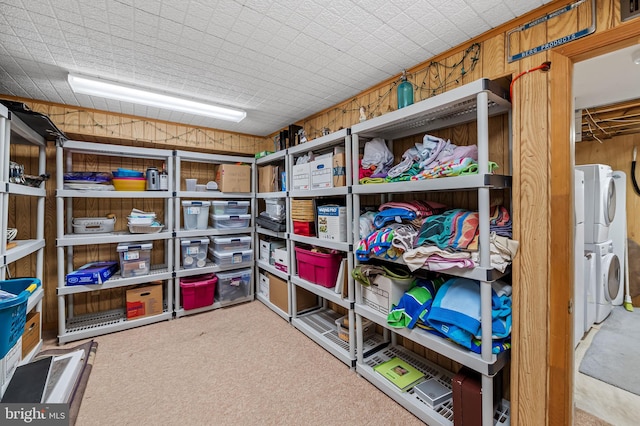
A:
[{"left": 506, "top": 0, "right": 596, "bottom": 63}]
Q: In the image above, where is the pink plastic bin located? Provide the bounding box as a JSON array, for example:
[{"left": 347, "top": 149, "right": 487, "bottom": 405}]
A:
[
  {"left": 180, "top": 273, "right": 217, "bottom": 310},
  {"left": 294, "top": 246, "right": 342, "bottom": 288}
]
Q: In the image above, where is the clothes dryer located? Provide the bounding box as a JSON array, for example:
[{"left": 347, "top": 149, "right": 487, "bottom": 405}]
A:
[
  {"left": 576, "top": 164, "right": 616, "bottom": 244},
  {"left": 585, "top": 240, "right": 620, "bottom": 324}
]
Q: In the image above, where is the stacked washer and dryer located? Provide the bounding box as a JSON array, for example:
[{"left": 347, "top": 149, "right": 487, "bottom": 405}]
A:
[{"left": 575, "top": 164, "right": 624, "bottom": 347}]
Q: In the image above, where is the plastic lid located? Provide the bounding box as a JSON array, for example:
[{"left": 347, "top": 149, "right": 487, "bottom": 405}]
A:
[
  {"left": 117, "top": 242, "right": 153, "bottom": 251},
  {"left": 210, "top": 236, "right": 252, "bottom": 243},
  {"left": 180, "top": 239, "right": 210, "bottom": 245},
  {"left": 210, "top": 214, "right": 251, "bottom": 219},
  {"left": 182, "top": 200, "right": 211, "bottom": 206},
  {"left": 211, "top": 249, "right": 252, "bottom": 256},
  {"left": 211, "top": 200, "right": 249, "bottom": 205}
]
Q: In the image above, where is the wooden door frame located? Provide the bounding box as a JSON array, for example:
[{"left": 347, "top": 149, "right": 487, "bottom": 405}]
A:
[{"left": 548, "top": 19, "right": 640, "bottom": 425}]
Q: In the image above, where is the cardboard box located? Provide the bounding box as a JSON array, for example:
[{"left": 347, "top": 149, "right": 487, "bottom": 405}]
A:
[
  {"left": 259, "top": 239, "right": 286, "bottom": 264},
  {"left": 332, "top": 152, "right": 346, "bottom": 187},
  {"left": 216, "top": 164, "right": 251, "bottom": 193},
  {"left": 309, "top": 155, "right": 333, "bottom": 189},
  {"left": 292, "top": 162, "right": 310, "bottom": 190},
  {"left": 273, "top": 248, "right": 289, "bottom": 272},
  {"left": 21, "top": 310, "right": 41, "bottom": 358},
  {"left": 361, "top": 274, "right": 414, "bottom": 315},
  {"left": 126, "top": 284, "right": 163, "bottom": 319},
  {"left": 258, "top": 272, "right": 269, "bottom": 298},
  {"left": 258, "top": 164, "right": 279, "bottom": 193},
  {"left": 317, "top": 204, "right": 347, "bottom": 241},
  {"left": 268, "top": 273, "right": 317, "bottom": 314},
  {"left": 66, "top": 261, "right": 119, "bottom": 286}
]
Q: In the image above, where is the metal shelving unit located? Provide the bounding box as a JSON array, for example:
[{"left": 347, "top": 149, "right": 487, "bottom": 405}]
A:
[
  {"left": 55, "top": 140, "right": 175, "bottom": 344},
  {"left": 350, "top": 78, "right": 512, "bottom": 425},
  {"left": 0, "top": 104, "right": 47, "bottom": 371},
  {"left": 254, "top": 150, "right": 290, "bottom": 319},
  {"left": 286, "top": 129, "right": 357, "bottom": 367},
  {"left": 173, "top": 150, "right": 255, "bottom": 318}
]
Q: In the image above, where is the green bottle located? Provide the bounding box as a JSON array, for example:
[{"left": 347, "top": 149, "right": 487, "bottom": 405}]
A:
[{"left": 397, "top": 69, "right": 413, "bottom": 109}]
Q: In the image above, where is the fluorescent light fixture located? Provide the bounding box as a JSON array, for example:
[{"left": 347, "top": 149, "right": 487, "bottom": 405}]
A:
[{"left": 68, "top": 73, "right": 246, "bottom": 123}]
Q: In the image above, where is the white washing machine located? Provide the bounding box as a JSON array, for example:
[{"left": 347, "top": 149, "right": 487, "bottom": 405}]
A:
[
  {"left": 609, "top": 170, "right": 626, "bottom": 305},
  {"left": 585, "top": 240, "right": 620, "bottom": 323},
  {"left": 576, "top": 164, "right": 616, "bottom": 244}
]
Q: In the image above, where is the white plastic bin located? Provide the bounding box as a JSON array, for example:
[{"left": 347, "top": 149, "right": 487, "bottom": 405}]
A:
[
  {"left": 209, "top": 248, "right": 253, "bottom": 266},
  {"left": 211, "top": 200, "right": 250, "bottom": 215},
  {"left": 210, "top": 214, "right": 251, "bottom": 229},
  {"left": 180, "top": 238, "right": 210, "bottom": 269},
  {"left": 116, "top": 242, "right": 152, "bottom": 278},
  {"left": 210, "top": 236, "right": 252, "bottom": 252},
  {"left": 215, "top": 268, "right": 252, "bottom": 302},
  {"left": 182, "top": 201, "right": 210, "bottom": 230}
]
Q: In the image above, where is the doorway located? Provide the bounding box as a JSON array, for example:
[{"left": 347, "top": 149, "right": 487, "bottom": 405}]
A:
[{"left": 572, "top": 43, "right": 640, "bottom": 425}]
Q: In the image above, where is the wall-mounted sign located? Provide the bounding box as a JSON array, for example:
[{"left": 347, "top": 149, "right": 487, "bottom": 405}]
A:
[{"left": 506, "top": 0, "right": 596, "bottom": 63}]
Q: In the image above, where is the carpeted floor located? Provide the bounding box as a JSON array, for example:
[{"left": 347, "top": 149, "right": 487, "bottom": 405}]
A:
[
  {"left": 43, "top": 300, "right": 614, "bottom": 425},
  {"left": 49, "top": 301, "right": 426, "bottom": 426}
]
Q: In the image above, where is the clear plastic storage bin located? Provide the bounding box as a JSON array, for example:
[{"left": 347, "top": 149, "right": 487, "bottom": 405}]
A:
[
  {"left": 210, "top": 236, "right": 252, "bottom": 252},
  {"left": 209, "top": 249, "right": 253, "bottom": 266},
  {"left": 180, "top": 238, "right": 210, "bottom": 269},
  {"left": 211, "top": 200, "right": 250, "bottom": 215},
  {"left": 117, "top": 242, "right": 152, "bottom": 278},
  {"left": 210, "top": 214, "right": 251, "bottom": 229},
  {"left": 265, "top": 199, "right": 286, "bottom": 219},
  {"left": 182, "top": 201, "right": 210, "bottom": 230},
  {"left": 215, "top": 268, "right": 252, "bottom": 302}
]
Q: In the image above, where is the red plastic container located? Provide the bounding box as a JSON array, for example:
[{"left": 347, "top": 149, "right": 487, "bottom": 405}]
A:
[
  {"left": 293, "top": 221, "right": 315, "bottom": 237},
  {"left": 294, "top": 246, "right": 342, "bottom": 288},
  {"left": 180, "top": 273, "right": 217, "bottom": 310}
]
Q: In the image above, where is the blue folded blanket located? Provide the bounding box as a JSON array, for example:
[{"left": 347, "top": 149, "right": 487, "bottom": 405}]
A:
[{"left": 426, "top": 277, "right": 512, "bottom": 353}]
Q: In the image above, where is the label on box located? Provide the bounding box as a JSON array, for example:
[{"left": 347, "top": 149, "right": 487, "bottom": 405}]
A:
[
  {"left": 310, "top": 157, "right": 333, "bottom": 189},
  {"left": 187, "top": 246, "right": 199, "bottom": 255},
  {"left": 187, "top": 206, "right": 201, "bottom": 215},
  {"left": 230, "top": 278, "right": 240, "bottom": 287},
  {"left": 232, "top": 253, "right": 242, "bottom": 263},
  {"left": 124, "top": 251, "right": 140, "bottom": 261},
  {"left": 137, "top": 261, "right": 147, "bottom": 269}
]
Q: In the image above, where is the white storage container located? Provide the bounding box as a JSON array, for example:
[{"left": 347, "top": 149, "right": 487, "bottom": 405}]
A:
[
  {"left": 211, "top": 200, "right": 250, "bottom": 215},
  {"left": 210, "top": 214, "right": 251, "bottom": 229},
  {"left": 209, "top": 248, "right": 253, "bottom": 266},
  {"left": 116, "top": 242, "right": 152, "bottom": 278},
  {"left": 72, "top": 216, "right": 116, "bottom": 234},
  {"left": 210, "top": 236, "right": 252, "bottom": 252},
  {"left": 182, "top": 201, "right": 210, "bottom": 230},
  {"left": 216, "top": 268, "right": 252, "bottom": 302},
  {"left": 180, "top": 238, "right": 210, "bottom": 269}
]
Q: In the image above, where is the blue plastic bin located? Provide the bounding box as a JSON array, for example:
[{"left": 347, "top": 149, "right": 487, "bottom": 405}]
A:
[{"left": 0, "top": 278, "right": 41, "bottom": 358}]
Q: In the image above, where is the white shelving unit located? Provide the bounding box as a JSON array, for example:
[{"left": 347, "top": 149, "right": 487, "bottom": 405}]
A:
[
  {"left": 286, "top": 128, "right": 357, "bottom": 367},
  {"left": 350, "top": 78, "right": 512, "bottom": 425},
  {"left": 55, "top": 140, "right": 174, "bottom": 344},
  {"left": 254, "top": 150, "right": 290, "bottom": 320},
  {"left": 0, "top": 104, "right": 47, "bottom": 370},
  {"left": 173, "top": 150, "right": 255, "bottom": 318}
]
